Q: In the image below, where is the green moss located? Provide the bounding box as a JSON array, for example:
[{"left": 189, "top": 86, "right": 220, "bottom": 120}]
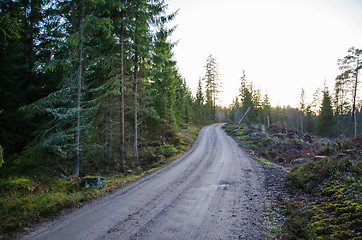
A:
[
  {"left": 222, "top": 124, "right": 239, "bottom": 133},
  {"left": 283, "top": 155, "right": 362, "bottom": 239},
  {"left": 255, "top": 157, "right": 274, "bottom": 166}
]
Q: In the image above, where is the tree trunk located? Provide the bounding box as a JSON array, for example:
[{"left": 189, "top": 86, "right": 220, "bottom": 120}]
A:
[
  {"left": 238, "top": 106, "right": 251, "bottom": 125},
  {"left": 133, "top": 50, "right": 139, "bottom": 162},
  {"left": 120, "top": 10, "right": 125, "bottom": 172},
  {"left": 162, "top": 87, "right": 166, "bottom": 139},
  {"left": 213, "top": 90, "right": 216, "bottom": 120},
  {"left": 351, "top": 59, "right": 359, "bottom": 127},
  {"left": 210, "top": 97, "right": 213, "bottom": 120},
  {"left": 74, "top": 0, "right": 85, "bottom": 176},
  {"left": 199, "top": 102, "right": 202, "bottom": 119},
  {"left": 107, "top": 96, "right": 112, "bottom": 170},
  {"left": 354, "top": 110, "right": 357, "bottom": 138}
]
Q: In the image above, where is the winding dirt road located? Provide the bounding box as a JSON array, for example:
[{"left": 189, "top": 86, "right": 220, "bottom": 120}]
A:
[{"left": 22, "top": 123, "right": 266, "bottom": 239}]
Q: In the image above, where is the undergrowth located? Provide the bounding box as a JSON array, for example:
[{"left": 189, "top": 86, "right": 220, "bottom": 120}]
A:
[
  {"left": 284, "top": 156, "right": 361, "bottom": 239},
  {"left": 0, "top": 174, "right": 140, "bottom": 239}
]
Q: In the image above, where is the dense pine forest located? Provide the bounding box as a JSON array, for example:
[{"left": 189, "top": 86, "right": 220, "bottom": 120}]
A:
[{"left": 0, "top": 0, "right": 225, "bottom": 178}]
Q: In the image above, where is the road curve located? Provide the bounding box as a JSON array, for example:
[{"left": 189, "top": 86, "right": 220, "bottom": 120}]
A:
[{"left": 21, "top": 123, "right": 266, "bottom": 240}]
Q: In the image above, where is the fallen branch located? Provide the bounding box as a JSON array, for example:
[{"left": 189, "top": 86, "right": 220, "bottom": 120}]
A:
[{"left": 238, "top": 106, "right": 251, "bottom": 125}]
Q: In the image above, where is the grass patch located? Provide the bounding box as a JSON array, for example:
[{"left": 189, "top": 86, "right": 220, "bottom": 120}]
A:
[{"left": 0, "top": 174, "right": 141, "bottom": 239}]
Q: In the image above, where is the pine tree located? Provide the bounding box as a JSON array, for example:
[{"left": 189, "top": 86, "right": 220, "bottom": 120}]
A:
[
  {"left": 334, "top": 72, "right": 351, "bottom": 135},
  {"left": 119, "top": 2, "right": 126, "bottom": 172},
  {"left": 337, "top": 47, "right": 362, "bottom": 137}
]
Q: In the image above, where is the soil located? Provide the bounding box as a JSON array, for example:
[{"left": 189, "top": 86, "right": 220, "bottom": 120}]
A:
[{"left": 227, "top": 129, "right": 290, "bottom": 238}]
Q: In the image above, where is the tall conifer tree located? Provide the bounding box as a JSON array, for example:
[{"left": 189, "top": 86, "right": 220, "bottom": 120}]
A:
[
  {"left": 317, "top": 89, "right": 337, "bottom": 137},
  {"left": 204, "top": 55, "right": 220, "bottom": 120}
]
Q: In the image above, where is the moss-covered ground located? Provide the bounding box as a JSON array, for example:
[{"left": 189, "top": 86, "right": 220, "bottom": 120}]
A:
[
  {"left": 223, "top": 123, "right": 362, "bottom": 239},
  {"left": 284, "top": 155, "right": 361, "bottom": 239}
]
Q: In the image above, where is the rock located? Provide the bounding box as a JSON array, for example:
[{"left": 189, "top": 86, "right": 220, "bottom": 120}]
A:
[
  {"left": 314, "top": 155, "right": 327, "bottom": 161},
  {"left": 83, "top": 177, "right": 106, "bottom": 189},
  {"left": 261, "top": 125, "right": 266, "bottom": 133}
]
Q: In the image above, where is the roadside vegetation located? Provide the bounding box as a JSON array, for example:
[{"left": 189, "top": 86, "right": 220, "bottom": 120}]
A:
[
  {"left": 0, "top": 123, "right": 209, "bottom": 240},
  {"left": 223, "top": 123, "right": 361, "bottom": 239}
]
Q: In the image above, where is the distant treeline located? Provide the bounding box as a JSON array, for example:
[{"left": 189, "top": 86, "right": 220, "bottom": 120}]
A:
[{"left": 227, "top": 48, "right": 362, "bottom": 138}]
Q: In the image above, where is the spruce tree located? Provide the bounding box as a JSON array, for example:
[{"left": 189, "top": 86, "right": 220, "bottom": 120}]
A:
[
  {"left": 196, "top": 78, "right": 204, "bottom": 121},
  {"left": 317, "top": 89, "right": 337, "bottom": 137},
  {"left": 128, "top": 0, "right": 167, "bottom": 162},
  {"left": 19, "top": 0, "right": 108, "bottom": 175},
  {"left": 204, "top": 55, "right": 220, "bottom": 120},
  {"left": 239, "top": 71, "right": 253, "bottom": 122},
  {"left": 262, "top": 94, "right": 271, "bottom": 125},
  {"left": 0, "top": 0, "right": 45, "bottom": 156},
  {"left": 150, "top": 25, "right": 178, "bottom": 137}
]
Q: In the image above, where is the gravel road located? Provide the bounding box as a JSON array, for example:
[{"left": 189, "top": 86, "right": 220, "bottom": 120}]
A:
[{"left": 21, "top": 123, "right": 266, "bottom": 240}]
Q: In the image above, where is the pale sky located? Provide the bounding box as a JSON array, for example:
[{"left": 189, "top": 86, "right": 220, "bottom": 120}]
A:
[{"left": 165, "top": 0, "right": 362, "bottom": 107}]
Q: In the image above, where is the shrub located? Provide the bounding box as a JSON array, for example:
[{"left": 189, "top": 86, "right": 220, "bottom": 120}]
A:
[{"left": 156, "top": 143, "right": 179, "bottom": 158}]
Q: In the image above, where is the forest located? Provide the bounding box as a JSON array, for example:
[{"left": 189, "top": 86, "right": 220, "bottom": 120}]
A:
[
  {"left": 0, "top": 0, "right": 218, "bottom": 178},
  {"left": 1, "top": 0, "right": 361, "bottom": 178}
]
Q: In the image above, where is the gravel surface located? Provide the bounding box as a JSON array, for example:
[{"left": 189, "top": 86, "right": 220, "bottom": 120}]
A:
[{"left": 21, "top": 123, "right": 269, "bottom": 240}]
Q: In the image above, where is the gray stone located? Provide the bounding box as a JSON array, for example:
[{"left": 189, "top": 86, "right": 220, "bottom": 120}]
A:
[{"left": 83, "top": 177, "right": 106, "bottom": 189}]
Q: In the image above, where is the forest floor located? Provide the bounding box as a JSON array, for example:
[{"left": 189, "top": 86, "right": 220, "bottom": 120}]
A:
[
  {"left": 223, "top": 123, "right": 362, "bottom": 239},
  {"left": 0, "top": 123, "right": 208, "bottom": 240}
]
